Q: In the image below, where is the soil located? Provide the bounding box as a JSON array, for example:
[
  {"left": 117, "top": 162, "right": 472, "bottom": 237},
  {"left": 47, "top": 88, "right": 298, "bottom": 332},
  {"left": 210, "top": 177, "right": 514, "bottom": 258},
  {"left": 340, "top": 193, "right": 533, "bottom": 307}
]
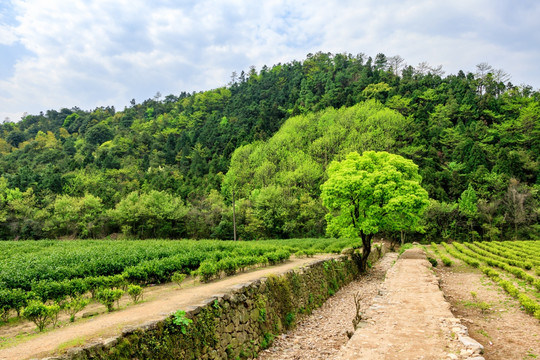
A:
[
  {"left": 0, "top": 255, "right": 336, "bottom": 360},
  {"left": 256, "top": 252, "right": 398, "bottom": 360},
  {"left": 2, "top": 246, "right": 538, "bottom": 360},
  {"left": 335, "top": 248, "right": 472, "bottom": 360},
  {"left": 436, "top": 256, "right": 540, "bottom": 360}
]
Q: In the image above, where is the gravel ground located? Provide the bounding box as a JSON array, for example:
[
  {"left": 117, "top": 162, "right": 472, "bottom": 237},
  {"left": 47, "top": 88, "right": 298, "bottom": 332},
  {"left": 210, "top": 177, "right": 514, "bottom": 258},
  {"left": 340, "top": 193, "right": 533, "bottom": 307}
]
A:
[{"left": 257, "top": 252, "right": 398, "bottom": 360}]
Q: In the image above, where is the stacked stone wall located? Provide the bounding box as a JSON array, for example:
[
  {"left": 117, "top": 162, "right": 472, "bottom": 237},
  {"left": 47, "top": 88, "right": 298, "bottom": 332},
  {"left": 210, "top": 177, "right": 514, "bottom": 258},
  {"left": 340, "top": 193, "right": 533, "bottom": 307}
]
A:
[{"left": 53, "top": 246, "right": 384, "bottom": 360}]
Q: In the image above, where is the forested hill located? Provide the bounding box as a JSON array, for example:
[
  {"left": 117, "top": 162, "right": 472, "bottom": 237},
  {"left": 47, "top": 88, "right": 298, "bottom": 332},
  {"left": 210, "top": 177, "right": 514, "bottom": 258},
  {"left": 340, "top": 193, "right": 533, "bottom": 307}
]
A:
[{"left": 0, "top": 52, "right": 538, "bottom": 241}]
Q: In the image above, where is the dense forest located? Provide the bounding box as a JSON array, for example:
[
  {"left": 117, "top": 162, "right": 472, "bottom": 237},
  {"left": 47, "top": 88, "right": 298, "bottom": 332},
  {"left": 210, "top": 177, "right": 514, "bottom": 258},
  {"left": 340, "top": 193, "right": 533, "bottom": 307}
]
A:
[{"left": 0, "top": 52, "right": 538, "bottom": 242}]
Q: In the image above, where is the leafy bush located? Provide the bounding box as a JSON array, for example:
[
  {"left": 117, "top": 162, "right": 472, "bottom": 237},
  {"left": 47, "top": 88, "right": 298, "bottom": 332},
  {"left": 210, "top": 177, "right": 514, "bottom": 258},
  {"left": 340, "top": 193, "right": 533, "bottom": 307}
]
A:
[
  {"left": 171, "top": 272, "right": 187, "bottom": 287},
  {"left": 198, "top": 261, "right": 218, "bottom": 282},
  {"left": 96, "top": 288, "right": 124, "bottom": 312},
  {"left": 23, "top": 300, "right": 58, "bottom": 332},
  {"left": 64, "top": 296, "right": 90, "bottom": 322},
  {"left": 218, "top": 257, "right": 238, "bottom": 276},
  {"left": 441, "top": 256, "right": 453, "bottom": 266},
  {"left": 0, "top": 288, "right": 32, "bottom": 321},
  {"left": 127, "top": 284, "right": 143, "bottom": 304}
]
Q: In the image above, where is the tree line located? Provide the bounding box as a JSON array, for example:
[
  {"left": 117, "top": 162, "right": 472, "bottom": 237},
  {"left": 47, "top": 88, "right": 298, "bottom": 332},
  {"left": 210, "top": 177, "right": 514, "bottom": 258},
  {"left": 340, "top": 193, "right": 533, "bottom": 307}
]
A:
[{"left": 0, "top": 52, "right": 538, "bottom": 241}]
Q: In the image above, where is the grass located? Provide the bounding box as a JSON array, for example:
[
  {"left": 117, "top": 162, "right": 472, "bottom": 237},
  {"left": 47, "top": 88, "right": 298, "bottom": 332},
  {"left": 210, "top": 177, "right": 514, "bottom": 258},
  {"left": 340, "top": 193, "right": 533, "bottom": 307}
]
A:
[
  {"left": 57, "top": 337, "right": 86, "bottom": 352},
  {"left": 477, "top": 328, "right": 490, "bottom": 338}
]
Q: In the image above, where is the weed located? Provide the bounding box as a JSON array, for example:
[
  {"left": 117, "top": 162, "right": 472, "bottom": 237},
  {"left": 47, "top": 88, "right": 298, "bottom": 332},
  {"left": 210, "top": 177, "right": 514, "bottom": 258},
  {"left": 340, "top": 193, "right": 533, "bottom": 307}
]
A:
[
  {"left": 172, "top": 310, "right": 192, "bottom": 335},
  {"left": 57, "top": 337, "right": 86, "bottom": 352},
  {"left": 261, "top": 332, "right": 275, "bottom": 349},
  {"left": 399, "top": 243, "right": 413, "bottom": 255},
  {"left": 352, "top": 292, "right": 363, "bottom": 329},
  {"left": 284, "top": 312, "right": 296, "bottom": 328},
  {"left": 477, "top": 329, "right": 490, "bottom": 338}
]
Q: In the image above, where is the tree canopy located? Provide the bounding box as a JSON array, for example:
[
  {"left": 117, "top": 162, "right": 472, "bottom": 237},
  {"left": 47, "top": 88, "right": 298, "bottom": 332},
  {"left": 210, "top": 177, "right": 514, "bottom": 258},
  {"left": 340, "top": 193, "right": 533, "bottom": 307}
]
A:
[
  {"left": 0, "top": 51, "right": 538, "bottom": 240},
  {"left": 321, "top": 151, "right": 429, "bottom": 270}
]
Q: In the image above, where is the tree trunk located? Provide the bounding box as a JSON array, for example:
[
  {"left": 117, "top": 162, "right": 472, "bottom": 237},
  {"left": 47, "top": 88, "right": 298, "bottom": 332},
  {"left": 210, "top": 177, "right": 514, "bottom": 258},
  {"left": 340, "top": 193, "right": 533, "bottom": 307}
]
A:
[
  {"left": 400, "top": 230, "right": 405, "bottom": 246},
  {"left": 354, "top": 231, "right": 373, "bottom": 273}
]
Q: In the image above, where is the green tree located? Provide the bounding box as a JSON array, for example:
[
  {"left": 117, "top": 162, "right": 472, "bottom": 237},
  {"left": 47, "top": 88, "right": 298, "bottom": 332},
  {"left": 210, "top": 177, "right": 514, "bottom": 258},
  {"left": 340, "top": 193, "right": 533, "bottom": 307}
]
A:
[
  {"left": 458, "top": 184, "right": 478, "bottom": 239},
  {"left": 48, "top": 194, "right": 104, "bottom": 238},
  {"left": 321, "top": 151, "right": 429, "bottom": 271}
]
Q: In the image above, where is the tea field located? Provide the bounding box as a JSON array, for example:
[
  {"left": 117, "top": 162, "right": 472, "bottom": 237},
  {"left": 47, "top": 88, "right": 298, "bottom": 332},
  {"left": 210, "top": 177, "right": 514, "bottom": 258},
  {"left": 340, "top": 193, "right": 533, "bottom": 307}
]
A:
[
  {"left": 433, "top": 240, "right": 540, "bottom": 320},
  {"left": 0, "top": 238, "right": 360, "bottom": 322}
]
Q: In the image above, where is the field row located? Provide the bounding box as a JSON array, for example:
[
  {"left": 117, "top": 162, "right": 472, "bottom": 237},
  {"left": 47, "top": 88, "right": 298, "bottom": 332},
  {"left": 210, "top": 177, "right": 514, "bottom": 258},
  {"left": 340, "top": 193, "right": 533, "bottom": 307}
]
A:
[
  {"left": 440, "top": 240, "right": 540, "bottom": 320},
  {"left": 0, "top": 238, "right": 361, "bottom": 325}
]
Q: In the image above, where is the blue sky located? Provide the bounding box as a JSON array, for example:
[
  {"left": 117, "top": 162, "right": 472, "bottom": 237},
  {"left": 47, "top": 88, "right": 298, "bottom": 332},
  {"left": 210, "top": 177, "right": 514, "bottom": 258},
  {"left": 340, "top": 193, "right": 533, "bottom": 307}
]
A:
[{"left": 1, "top": 0, "right": 539, "bottom": 122}]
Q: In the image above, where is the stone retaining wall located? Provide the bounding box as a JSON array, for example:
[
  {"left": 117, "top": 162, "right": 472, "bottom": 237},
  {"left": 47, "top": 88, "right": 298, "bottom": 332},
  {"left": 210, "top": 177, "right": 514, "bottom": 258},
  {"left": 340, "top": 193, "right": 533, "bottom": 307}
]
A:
[{"left": 53, "top": 246, "right": 385, "bottom": 360}]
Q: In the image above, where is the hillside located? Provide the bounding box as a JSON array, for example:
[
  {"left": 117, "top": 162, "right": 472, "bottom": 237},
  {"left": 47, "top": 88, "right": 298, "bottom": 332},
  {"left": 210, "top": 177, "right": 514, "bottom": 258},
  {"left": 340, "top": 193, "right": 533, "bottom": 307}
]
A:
[{"left": 0, "top": 52, "right": 538, "bottom": 241}]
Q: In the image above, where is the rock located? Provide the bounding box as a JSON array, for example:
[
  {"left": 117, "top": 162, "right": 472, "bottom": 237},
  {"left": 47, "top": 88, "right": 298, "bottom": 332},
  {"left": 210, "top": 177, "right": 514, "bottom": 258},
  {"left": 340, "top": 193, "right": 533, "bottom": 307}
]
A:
[
  {"left": 447, "top": 354, "right": 458, "bottom": 360},
  {"left": 460, "top": 348, "right": 473, "bottom": 357},
  {"left": 102, "top": 336, "right": 119, "bottom": 349},
  {"left": 458, "top": 335, "right": 484, "bottom": 353},
  {"left": 81, "top": 311, "right": 99, "bottom": 318}
]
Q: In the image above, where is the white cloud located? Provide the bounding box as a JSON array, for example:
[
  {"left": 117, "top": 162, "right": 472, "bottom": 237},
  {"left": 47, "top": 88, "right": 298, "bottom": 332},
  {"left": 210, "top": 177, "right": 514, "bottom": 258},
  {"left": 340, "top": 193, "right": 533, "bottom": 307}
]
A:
[{"left": 1, "top": 0, "right": 539, "bottom": 121}]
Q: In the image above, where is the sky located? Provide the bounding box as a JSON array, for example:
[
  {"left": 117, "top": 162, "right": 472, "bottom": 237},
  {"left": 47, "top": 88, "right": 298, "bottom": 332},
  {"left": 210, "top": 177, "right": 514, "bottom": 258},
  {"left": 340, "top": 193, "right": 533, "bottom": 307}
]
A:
[{"left": 1, "top": 0, "right": 539, "bottom": 122}]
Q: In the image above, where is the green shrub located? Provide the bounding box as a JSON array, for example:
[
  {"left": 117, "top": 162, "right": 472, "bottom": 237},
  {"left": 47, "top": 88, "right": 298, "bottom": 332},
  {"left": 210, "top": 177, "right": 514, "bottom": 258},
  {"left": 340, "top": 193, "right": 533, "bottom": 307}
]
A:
[
  {"left": 427, "top": 257, "right": 437, "bottom": 267},
  {"left": 198, "top": 261, "right": 218, "bottom": 282},
  {"left": 96, "top": 288, "right": 124, "bottom": 312},
  {"left": 441, "top": 256, "right": 453, "bottom": 266},
  {"left": 127, "top": 284, "right": 143, "bottom": 304},
  {"left": 49, "top": 303, "right": 61, "bottom": 328},
  {"left": 171, "top": 272, "right": 187, "bottom": 287},
  {"left": 218, "top": 257, "right": 238, "bottom": 276},
  {"left": 23, "top": 300, "right": 57, "bottom": 332},
  {"left": 64, "top": 296, "right": 90, "bottom": 322},
  {"left": 0, "top": 288, "right": 32, "bottom": 321}
]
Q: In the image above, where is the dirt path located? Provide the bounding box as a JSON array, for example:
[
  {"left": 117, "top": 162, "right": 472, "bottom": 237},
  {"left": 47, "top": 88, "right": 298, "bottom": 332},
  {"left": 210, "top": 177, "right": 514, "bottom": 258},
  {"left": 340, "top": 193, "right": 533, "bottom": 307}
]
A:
[
  {"left": 335, "top": 248, "right": 483, "bottom": 360},
  {"left": 0, "top": 255, "right": 335, "bottom": 360},
  {"left": 256, "top": 252, "right": 398, "bottom": 360}
]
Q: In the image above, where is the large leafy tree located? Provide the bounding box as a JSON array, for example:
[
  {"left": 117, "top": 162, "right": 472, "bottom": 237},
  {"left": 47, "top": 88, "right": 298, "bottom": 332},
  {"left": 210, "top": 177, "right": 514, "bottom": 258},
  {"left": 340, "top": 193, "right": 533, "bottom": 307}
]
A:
[{"left": 321, "top": 151, "right": 429, "bottom": 271}]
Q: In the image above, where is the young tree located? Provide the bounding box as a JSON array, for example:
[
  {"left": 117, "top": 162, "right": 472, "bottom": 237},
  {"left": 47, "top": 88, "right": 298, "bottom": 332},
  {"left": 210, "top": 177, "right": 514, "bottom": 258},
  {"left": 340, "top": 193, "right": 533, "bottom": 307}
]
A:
[
  {"left": 503, "top": 178, "right": 537, "bottom": 239},
  {"left": 458, "top": 184, "right": 479, "bottom": 239},
  {"left": 321, "top": 151, "right": 429, "bottom": 272}
]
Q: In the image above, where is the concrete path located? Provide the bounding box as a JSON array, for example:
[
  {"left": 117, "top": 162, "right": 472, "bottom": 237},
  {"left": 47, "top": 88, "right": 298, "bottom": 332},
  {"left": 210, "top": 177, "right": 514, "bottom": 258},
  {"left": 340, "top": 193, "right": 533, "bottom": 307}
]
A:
[{"left": 335, "top": 248, "right": 484, "bottom": 360}]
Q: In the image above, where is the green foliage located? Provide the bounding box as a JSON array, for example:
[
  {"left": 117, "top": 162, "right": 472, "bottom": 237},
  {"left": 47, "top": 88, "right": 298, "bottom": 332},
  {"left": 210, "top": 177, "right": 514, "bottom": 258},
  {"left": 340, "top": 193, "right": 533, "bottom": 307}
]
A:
[
  {"left": 0, "top": 238, "right": 360, "bottom": 309},
  {"left": 108, "top": 190, "right": 188, "bottom": 238},
  {"left": 0, "top": 52, "right": 539, "bottom": 241},
  {"left": 284, "top": 311, "right": 296, "bottom": 329},
  {"left": 48, "top": 193, "right": 104, "bottom": 238},
  {"left": 171, "top": 272, "right": 187, "bottom": 287},
  {"left": 22, "top": 300, "right": 58, "bottom": 332},
  {"left": 96, "top": 288, "right": 124, "bottom": 312},
  {"left": 198, "top": 261, "right": 219, "bottom": 282},
  {"left": 399, "top": 243, "right": 414, "bottom": 255},
  {"left": 64, "top": 295, "right": 90, "bottom": 322},
  {"left": 217, "top": 257, "right": 238, "bottom": 276},
  {"left": 127, "top": 284, "right": 143, "bottom": 304},
  {"left": 441, "top": 257, "right": 453, "bottom": 266},
  {"left": 321, "top": 151, "right": 429, "bottom": 270},
  {"left": 0, "top": 288, "right": 30, "bottom": 320},
  {"left": 172, "top": 310, "right": 192, "bottom": 335}
]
